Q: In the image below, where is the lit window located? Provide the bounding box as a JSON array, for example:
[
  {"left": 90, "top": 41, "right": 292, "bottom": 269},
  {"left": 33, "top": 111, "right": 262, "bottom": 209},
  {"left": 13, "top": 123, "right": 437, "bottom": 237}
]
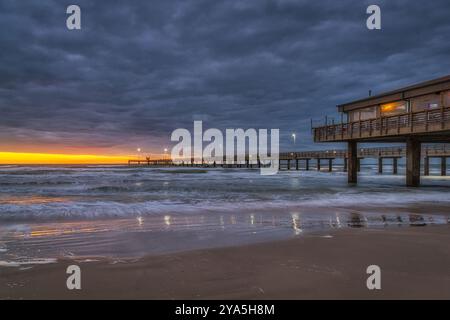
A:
[
  {"left": 380, "top": 101, "right": 407, "bottom": 116},
  {"left": 411, "top": 94, "right": 440, "bottom": 112}
]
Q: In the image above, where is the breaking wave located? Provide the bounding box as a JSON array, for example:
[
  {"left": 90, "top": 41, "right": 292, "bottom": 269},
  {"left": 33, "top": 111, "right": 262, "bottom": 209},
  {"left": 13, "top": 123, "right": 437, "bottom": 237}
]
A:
[{"left": 0, "top": 165, "right": 449, "bottom": 222}]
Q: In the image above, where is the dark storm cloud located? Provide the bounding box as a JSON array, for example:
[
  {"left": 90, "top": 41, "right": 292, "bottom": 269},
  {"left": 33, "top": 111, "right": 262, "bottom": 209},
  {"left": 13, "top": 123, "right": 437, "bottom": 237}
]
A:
[{"left": 0, "top": 0, "right": 449, "bottom": 152}]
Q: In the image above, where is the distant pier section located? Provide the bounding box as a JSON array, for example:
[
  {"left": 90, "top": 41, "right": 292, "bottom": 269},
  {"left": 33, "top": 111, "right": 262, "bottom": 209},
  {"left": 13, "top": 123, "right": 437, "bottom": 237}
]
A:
[{"left": 128, "top": 145, "right": 450, "bottom": 177}]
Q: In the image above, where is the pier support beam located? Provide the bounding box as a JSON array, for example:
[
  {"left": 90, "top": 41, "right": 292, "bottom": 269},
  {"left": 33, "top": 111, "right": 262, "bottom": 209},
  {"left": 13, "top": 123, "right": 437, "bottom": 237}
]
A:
[
  {"left": 378, "top": 157, "right": 383, "bottom": 174},
  {"left": 296, "top": 159, "right": 299, "bottom": 170},
  {"left": 424, "top": 157, "right": 430, "bottom": 176},
  {"left": 328, "top": 159, "right": 333, "bottom": 172},
  {"left": 317, "top": 159, "right": 321, "bottom": 171},
  {"left": 406, "top": 138, "right": 421, "bottom": 187},
  {"left": 305, "top": 159, "right": 310, "bottom": 171},
  {"left": 393, "top": 157, "right": 398, "bottom": 175},
  {"left": 348, "top": 141, "right": 358, "bottom": 184},
  {"left": 441, "top": 157, "right": 447, "bottom": 176},
  {"left": 343, "top": 158, "right": 347, "bottom": 172}
]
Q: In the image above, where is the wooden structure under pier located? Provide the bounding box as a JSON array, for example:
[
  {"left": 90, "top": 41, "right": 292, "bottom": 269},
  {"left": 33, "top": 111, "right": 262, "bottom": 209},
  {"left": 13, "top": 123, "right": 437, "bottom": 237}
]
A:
[
  {"left": 279, "top": 145, "right": 449, "bottom": 175},
  {"left": 313, "top": 75, "right": 450, "bottom": 186},
  {"left": 128, "top": 158, "right": 173, "bottom": 166}
]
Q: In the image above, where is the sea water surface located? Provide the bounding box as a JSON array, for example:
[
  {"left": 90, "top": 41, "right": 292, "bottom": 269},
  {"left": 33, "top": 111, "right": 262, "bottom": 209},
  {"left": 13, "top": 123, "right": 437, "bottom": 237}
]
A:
[{"left": 0, "top": 164, "right": 449, "bottom": 266}]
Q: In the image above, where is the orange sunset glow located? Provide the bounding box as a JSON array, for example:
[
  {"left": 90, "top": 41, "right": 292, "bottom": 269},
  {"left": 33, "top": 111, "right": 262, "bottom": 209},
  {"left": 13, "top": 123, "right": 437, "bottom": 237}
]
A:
[{"left": 0, "top": 152, "right": 134, "bottom": 164}]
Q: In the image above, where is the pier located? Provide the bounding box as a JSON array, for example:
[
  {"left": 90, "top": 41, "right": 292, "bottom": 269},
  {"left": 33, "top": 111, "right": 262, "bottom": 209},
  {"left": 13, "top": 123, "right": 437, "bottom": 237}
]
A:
[
  {"left": 313, "top": 75, "right": 450, "bottom": 186},
  {"left": 128, "top": 77, "right": 450, "bottom": 184}
]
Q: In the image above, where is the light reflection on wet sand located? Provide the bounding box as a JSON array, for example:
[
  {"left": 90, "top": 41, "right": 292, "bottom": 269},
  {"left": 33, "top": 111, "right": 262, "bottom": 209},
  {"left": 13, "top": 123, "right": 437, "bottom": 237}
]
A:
[
  {"left": 0, "top": 195, "right": 74, "bottom": 205},
  {"left": 0, "top": 209, "right": 449, "bottom": 266}
]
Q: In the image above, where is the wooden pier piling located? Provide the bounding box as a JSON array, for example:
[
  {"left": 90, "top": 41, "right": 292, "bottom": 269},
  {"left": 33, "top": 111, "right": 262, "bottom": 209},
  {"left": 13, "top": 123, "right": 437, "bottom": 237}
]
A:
[
  {"left": 442, "top": 157, "right": 447, "bottom": 176},
  {"left": 424, "top": 156, "right": 430, "bottom": 176},
  {"left": 393, "top": 157, "right": 398, "bottom": 175},
  {"left": 406, "top": 138, "right": 421, "bottom": 187},
  {"left": 348, "top": 141, "right": 358, "bottom": 183},
  {"left": 378, "top": 157, "right": 383, "bottom": 174}
]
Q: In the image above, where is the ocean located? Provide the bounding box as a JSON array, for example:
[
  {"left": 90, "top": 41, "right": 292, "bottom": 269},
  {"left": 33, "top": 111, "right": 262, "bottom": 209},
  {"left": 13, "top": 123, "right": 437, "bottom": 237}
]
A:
[{"left": 1, "top": 164, "right": 449, "bottom": 266}]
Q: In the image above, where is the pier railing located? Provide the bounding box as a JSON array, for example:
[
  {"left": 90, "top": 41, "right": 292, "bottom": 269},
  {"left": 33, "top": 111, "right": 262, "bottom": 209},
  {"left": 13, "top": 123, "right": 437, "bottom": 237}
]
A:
[
  {"left": 313, "top": 106, "right": 450, "bottom": 142},
  {"left": 279, "top": 145, "right": 450, "bottom": 160}
]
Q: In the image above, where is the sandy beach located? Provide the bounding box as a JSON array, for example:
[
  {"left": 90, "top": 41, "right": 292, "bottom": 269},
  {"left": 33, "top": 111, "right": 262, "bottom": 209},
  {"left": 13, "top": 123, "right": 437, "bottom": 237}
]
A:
[{"left": 1, "top": 224, "right": 449, "bottom": 300}]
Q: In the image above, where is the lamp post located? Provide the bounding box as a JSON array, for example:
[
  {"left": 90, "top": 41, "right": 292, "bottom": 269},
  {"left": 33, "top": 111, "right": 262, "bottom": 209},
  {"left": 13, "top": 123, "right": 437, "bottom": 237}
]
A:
[
  {"left": 291, "top": 133, "right": 296, "bottom": 144},
  {"left": 137, "top": 148, "right": 141, "bottom": 160}
]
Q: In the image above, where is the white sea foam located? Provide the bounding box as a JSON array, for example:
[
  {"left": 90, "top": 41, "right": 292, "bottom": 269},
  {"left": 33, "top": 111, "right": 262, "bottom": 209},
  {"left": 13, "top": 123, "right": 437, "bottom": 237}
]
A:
[
  {"left": 0, "top": 165, "right": 449, "bottom": 222},
  {"left": 0, "top": 258, "right": 57, "bottom": 267},
  {"left": 0, "top": 190, "right": 449, "bottom": 221}
]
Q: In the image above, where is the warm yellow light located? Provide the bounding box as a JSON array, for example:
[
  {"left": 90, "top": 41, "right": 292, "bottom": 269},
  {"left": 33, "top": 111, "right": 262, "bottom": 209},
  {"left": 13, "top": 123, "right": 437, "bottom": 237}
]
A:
[
  {"left": 381, "top": 101, "right": 406, "bottom": 114},
  {"left": 381, "top": 103, "right": 396, "bottom": 112},
  {"left": 0, "top": 152, "right": 132, "bottom": 164}
]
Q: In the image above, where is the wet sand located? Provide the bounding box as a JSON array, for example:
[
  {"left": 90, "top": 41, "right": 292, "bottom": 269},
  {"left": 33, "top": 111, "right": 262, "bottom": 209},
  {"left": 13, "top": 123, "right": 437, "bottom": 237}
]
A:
[{"left": 1, "top": 225, "right": 449, "bottom": 299}]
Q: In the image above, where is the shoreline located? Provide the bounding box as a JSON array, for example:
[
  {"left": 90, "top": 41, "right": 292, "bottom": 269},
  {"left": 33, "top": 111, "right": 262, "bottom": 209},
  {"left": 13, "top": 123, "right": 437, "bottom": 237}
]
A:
[
  {"left": 1, "top": 224, "right": 449, "bottom": 299},
  {"left": 0, "top": 204, "right": 449, "bottom": 263}
]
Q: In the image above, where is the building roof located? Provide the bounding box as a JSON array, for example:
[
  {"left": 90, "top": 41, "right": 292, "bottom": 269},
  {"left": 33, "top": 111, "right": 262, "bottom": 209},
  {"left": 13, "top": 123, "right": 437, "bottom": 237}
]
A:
[{"left": 337, "top": 74, "right": 450, "bottom": 112}]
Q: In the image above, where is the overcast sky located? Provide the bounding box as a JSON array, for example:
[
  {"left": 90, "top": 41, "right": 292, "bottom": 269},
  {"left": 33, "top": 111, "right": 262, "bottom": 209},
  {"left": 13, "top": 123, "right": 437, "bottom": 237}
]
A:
[{"left": 1, "top": 0, "right": 449, "bottom": 155}]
